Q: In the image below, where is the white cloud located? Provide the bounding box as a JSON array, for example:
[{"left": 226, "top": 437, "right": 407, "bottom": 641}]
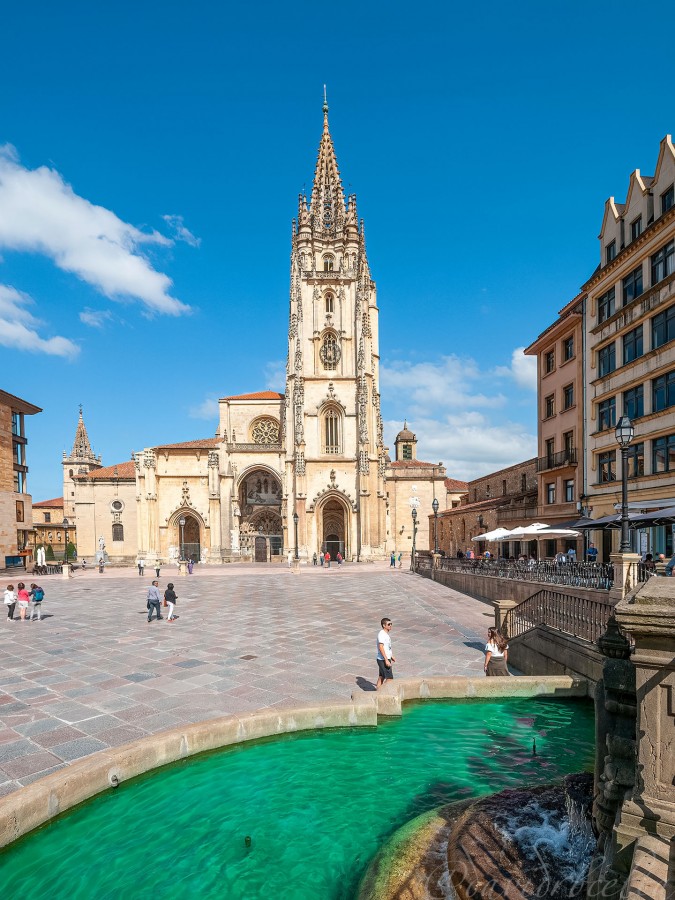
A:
[
  {"left": 264, "top": 359, "right": 286, "bottom": 392},
  {"left": 381, "top": 350, "right": 537, "bottom": 480},
  {"left": 79, "top": 308, "right": 113, "bottom": 328},
  {"left": 162, "top": 214, "right": 201, "bottom": 248},
  {"left": 0, "top": 144, "right": 189, "bottom": 316},
  {"left": 0, "top": 284, "right": 79, "bottom": 358},
  {"left": 189, "top": 397, "right": 219, "bottom": 419},
  {"left": 494, "top": 347, "right": 537, "bottom": 391}
]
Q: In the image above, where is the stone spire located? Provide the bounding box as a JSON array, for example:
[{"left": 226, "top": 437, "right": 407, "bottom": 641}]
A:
[
  {"left": 71, "top": 405, "right": 95, "bottom": 460},
  {"left": 309, "top": 89, "right": 346, "bottom": 234}
]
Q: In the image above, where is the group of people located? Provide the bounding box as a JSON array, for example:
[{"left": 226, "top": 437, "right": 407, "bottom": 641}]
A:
[
  {"left": 389, "top": 551, "right": 403, "bottom": 568},
  {"left": 146, "top": 581, "right": 178, "bottom": 622},
  {"left": 4, "top": 583, "right": 45, "bottom": 621},
  {"left": 308, "top": 551, "right": 344, "bottom": 568},
  {"left": 374, "top": 620, "right": 509, "bottom": 688},
  {"left": 138, "top": 558, "right": 195, "bottom": 577}
]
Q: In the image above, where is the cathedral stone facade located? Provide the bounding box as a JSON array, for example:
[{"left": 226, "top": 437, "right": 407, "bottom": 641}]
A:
[{"left": 70, "top": 105, "right": 447, "bottom": 564}]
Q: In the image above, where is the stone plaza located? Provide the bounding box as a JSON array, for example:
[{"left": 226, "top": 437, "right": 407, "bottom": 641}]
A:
[{"left": 0, "top": 563, "right": 492, "bottom": 798}]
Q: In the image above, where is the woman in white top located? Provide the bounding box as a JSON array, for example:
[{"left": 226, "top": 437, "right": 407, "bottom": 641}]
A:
[{"left": 484, "top": 627, "right": 509, "bottom": 676}]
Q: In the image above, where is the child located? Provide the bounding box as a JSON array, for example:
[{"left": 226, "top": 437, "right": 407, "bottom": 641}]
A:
[
  {"left": 29, "top": 583, "right": 45, "bottom": 621},
  {"left": 16, "top": 582, "right": 30, "bottom": 621},
  {"left": 4, "top": 584, "right": 17, "bottom": 621},
  {"left": 164, "top": 583, "right": 177, "bottom": 622}
]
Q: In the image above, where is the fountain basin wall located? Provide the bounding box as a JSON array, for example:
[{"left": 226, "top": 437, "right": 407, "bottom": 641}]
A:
[{"left": 0, "top": 675, "right": 586, "bottom": 850}]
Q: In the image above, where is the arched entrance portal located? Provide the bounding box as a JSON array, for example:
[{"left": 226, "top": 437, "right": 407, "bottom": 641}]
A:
[
  {"left": 322, "top": 498, "right": 347, "bottom": 560},
  {"left": 182, "top": 515, "right": 201, "bottom": 562},
  {"left": 238, "top": 468, "right": 283, "bottom": 559}
]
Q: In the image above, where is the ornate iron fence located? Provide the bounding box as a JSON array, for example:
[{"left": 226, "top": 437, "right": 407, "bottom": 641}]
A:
[
  {"left": 502, "top": 588, "right": 615, "bottom": 643},
  {"left": 433, "top": 556, "right": 615, "bottom": 589}
]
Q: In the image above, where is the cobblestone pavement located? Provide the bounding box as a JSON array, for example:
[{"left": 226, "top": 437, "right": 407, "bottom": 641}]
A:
[{"left": 0, "top": 562, "right": 494, "bottom": 797}]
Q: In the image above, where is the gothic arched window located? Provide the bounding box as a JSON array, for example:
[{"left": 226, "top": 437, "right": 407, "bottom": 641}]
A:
[
  {"left": 323, "top": 407, "right": 342, "bottom": 454},
  {"left": 320, "top": 332, "right": 340, "bottom": 370},
  {"left": 323, "top": 255, "right": 334, "bottom": 272},
  {"left": 325, "top": 292, "right": 334, "bottom": 313}
]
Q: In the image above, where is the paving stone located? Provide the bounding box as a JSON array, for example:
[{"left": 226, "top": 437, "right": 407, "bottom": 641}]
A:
[
  {"left": 51, "top": 738, "right": 109, "bottom": 762},
  {"left": 2, "top": 751, "right": 63, "bottom": 779},
  {"left": 0, "top": 740, "right": 39, "bottom": 763}
]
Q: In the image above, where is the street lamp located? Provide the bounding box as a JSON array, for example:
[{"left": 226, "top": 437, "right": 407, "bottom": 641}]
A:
[
  {"left": 63, "top": 518, "right": 69, "bottom": 564},
  {"left": 293, "top": 511, "right": 299, "bottom": 560},
  {"left": 179, "top": 516, "right": 186, "bottom": 561},
  {"left": 410, "top": 507, "right": 418, "bottom": 570},
  {"left": 615, "top": 415, "right": 634, "bottom": 553},
  {"left": 432, "top": 497, "right": 439, "bottom": 553}
]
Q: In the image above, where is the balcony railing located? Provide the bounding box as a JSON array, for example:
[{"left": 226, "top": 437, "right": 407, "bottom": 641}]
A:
[
  {"left": 497, "top": 506, "right": 538, "bottom": 523},
  {"left": 536, "top": 449, "right": 577, "bottom": 472},
  {"left": 433, "top": 557, "right": 615, "bottom": 590}
]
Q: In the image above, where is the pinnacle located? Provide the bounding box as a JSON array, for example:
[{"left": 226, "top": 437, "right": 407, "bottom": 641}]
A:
[{"left": 70, "top": 406, "right": 95, "bottom": 460}]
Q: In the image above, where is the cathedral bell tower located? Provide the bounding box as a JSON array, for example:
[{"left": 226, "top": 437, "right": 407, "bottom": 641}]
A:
[
  {"left": 283, "top": 95, "right": 387, "bottom": 559},
  {"left": 62, "top": 406, "right": 101, "bottom": 518}
]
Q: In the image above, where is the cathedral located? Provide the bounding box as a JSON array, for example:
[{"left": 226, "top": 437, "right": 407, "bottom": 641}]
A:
[{"left": 65, "top": 103, "right": 449, "bottom": 564}]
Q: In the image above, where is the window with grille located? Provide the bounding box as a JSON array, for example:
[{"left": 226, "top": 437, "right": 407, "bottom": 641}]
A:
[
  {"left": 402, "top": 444, "right": 412, "bottom": 460},
  {"left": 112, "top": 524, "right": 124, "bottom": 542},
  {"left": 324, "top": 409, "right": 341, "bottom": 454},
  {"left": 320, "top": 333, "right": 340, "bottom": 370}
]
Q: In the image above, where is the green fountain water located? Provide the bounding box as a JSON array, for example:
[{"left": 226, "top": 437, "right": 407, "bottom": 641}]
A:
[{"left": 0, "top": 698, "right": 595, "bottom": 899}]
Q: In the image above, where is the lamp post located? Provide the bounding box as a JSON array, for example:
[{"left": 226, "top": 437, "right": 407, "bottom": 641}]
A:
[
  {"left": 432, "top": 497, "right": 439, "bottom": 553},
  {"left": 179, "top": 516, "right": 186, "bottom": 561},
  {"left": 293, "top": 511, "right": 299, "bottom": 560},
  {"left": 410, "top": 507, "right": 418, "bottom": 570},
  {"left": 63, "top": 518, "right": 69, "bottom": 563},
  {"left": 615, "top": 415, "right": 634, "bottom": 553}
]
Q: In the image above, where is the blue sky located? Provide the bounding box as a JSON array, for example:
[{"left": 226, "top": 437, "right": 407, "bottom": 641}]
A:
[{"left": 1, "top": 0, "right": 674, "bottom": 501}]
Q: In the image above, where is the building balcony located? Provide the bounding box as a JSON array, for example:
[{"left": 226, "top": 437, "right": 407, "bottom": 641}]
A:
[
  {"left": 536, "top": 449, "right": 577, "bottom": 473},
  {"left": 497, "top": 505, "right": 538, "bottom": 523}
]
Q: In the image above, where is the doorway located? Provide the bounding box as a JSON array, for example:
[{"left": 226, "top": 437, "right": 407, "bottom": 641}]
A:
[
  {"left": 181, "top": 515, "right": 201, "bottom": 562},
  {"left": 254, "top": 536, "right": 267, "bottom": 562},
  {"left": 322, "top": 498, "right": 347, "bottom": 560}
]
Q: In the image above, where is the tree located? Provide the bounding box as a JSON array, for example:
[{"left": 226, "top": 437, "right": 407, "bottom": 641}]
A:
[
  {"left": 46, "top": 544, "right": 55, "bottom": 561},
  {"left": 67, "top": 541, "right": 77, "bottom": 560}
]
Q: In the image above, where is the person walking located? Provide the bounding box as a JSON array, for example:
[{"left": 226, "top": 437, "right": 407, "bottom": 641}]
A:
[
  {"left": 587, "top": 543, "right": 598, "bottom": 563},
  {"left": 155, "top": 560, "right": 161, "bottom": 578},
  {"left": 336, "top": 551, "right": 342, "bottom": 566},
  {"left": 397, "top": 552, "right": 403, "bottom": 568},
  {"left": 147, "top": 580, "right": 162, "bottom": 622},
  {"left": 390, "top": 551, "right": 396, "bottom": 568},
  {"left": 29, "top": 583, "right": 45, "bottom": 621},
  {"left": 312, "top": 552, "right": 318, "bottom": 566},
  {"left": 376, "top": 618, "right": 395, "bottom": 689},
  {"left": 16, "top": 582, "right": 30, "bottom": 621},
  {"left": 484, "top": 627, "right": 509, "bottom": 676},
  {"left": 287, "top": 550, "right": 293, "bottom": 568},
  {"left": 320, "top": 552, "right": 324, "bottom": 567},
  {"left": 4, "top": 584, "right": 17, "bottom": 622},
  {"left": 137, "top": 557, "right": 145, "bottom": 576},
  {"left": 164, "top": 582, "right": 177, "bottom": 622},
  {"left": 324, "top": 551, "right": 330, "bottom": 568},
  {"left": 187, "top": 558, "right": 194, "bottom": 574}
]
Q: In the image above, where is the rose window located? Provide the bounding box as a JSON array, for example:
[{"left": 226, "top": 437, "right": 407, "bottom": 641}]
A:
[{"left": 251, "top": 418, "right": 280, "bottom": 444}]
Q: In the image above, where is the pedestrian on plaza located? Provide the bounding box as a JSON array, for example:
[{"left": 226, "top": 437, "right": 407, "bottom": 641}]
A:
[
  {"left": 336, "top": 551, "right": 342, "bottom": 566},
  {"left": 164, "top": 582, "right": 177, "bottom": 622},
  {"left": 466, "top": 548, "right": 474, "bottom": 560},
  {"left": 4, "top": 584, "right": 17, "bottom": 622},
  {"left": 398, "top": 552, "right": 403, "bottom": 568},
  {"left": 376, "top": 617, "right": 395, "bottom": 689},
  {"left": 155, "top": 560, "right": 161, "bottom": 578},
  {"left": 324, "top": 551, "right": 331, "bottom": 568},
  {"left": 81, "top": 559, "right": 87, "bottom": 570},
  {"left": 187, "top": 558, "right": 194, "bottom": 574},
  {"left": 287, "top": 550, "right": 293, "bottom": 568},
  {"left": 16, "top": 582, "right": 30, "bottom": 621},
  {"left": 137, "top": 557, "right": 145, "bottom": 576},
  {"left": 457, "top": 549, "right": 464, "bottom": 559},
  {"left": 587, "top": 543, "right": 598, "bottom": 563},
  {"left": 312, "top": 552, "right": 318, "bottom": 566},
  {"left": 484, "top": 627, "right": 509, "bottom": 676},
  {"left": 319, "top": 552, "right": 324, "bottom": 567},
  {"left": 390, "top": 551, "right": 396, "bottom": 568},
  {"left": 147, "top": 580, "right": 163, "bottom": 622},
  {"left": 644, "top": 553, "right": 656, "bottom": 574},
  {"left": 665, "top": 553, "right": 675, "bottom": 576},
  {"left": 29, "top": 583, "right": 45, "bottom": 621},
  {"left": 567, "top": 547, "right": 576, "bottom": 563}
]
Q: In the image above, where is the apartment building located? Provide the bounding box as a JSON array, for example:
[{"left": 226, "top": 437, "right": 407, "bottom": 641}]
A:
[
  {"left": 0, "top": 390, "right": 42, "bottom": 567},
  {"left": 584, "top": 135, "right": 675, "bottom": 559},
  {"left": 525, "top": 294, "right": 585, "bottom": 555}
]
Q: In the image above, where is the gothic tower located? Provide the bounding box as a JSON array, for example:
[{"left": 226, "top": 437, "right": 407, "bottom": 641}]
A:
[
  {"left": 284, "top": 97, "right": 387, "bottom": 559},
  {"left": 62, "top": 407, "right": 101, "bottom": 518}
]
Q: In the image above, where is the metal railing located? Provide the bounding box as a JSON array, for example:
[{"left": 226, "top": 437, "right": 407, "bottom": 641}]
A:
[
  {"left": 433, "top": 557, "right": 615, "bottom": 590},
  {"left": 502, "top": 588, "right": 615, "bottom": 644},
  {"left": 497, "top": 506, "right": 538, "bottom": 522},
  {"left": 536, "top": 449, "right": 577, "bottom": 472}
]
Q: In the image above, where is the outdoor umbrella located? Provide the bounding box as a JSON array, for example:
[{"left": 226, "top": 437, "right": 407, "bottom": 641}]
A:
[
  {"left": 628, "top": 505, "right": 675, "bottom": 527},
  {"left": 471, "top": 527, "right": 513, "bottom": 542},
  {"left": 493, "top": 523, "right": 580, "bottom": 559}
]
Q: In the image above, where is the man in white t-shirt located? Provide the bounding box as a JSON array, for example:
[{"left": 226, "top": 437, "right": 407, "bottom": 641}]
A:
[{"left": 376, "top": 618, "right": 395, "bottom": 689}]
